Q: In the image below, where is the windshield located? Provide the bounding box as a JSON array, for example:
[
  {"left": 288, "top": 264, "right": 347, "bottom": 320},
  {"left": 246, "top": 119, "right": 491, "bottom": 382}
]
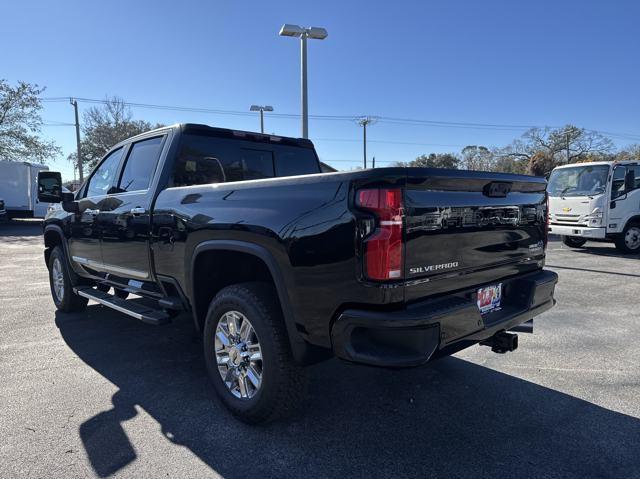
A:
[{"left": 547, "top": 165, "right": 610, "bottom": 197}]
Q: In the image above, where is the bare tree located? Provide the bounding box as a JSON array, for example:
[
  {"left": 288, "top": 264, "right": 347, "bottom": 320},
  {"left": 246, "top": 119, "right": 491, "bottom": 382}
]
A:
[
  {"left": 392, "top": 153, "right": 459, "bottom": 169},
  {"left": 0, "top": 79, "right": 60, "bottom": 162},
  {"left": 68, "top": 96, "right": 163, "bottom": 170},
  {"left": 614, "top": 144, "right": 640, "bottom": 161},
  {"left": 460, "top": 145, "right": 494, "bottom": 171},
  {"left": 497, "top": 125, "right": 613, "bottom": 176}
]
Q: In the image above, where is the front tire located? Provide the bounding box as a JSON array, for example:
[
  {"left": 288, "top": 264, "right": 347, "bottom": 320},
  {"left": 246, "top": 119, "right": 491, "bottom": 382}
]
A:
[
  {"left": 203, "top": 282, "right": 307, "bottom": 424},
  {"left": 48, "top": 246, "right": 88, "bottom": 313},
  {"left": 562, "top": 236, "right": 587, "bottom": 248},
  {"left": 615, "top": 223, "right": 640, "bottom": 254}
]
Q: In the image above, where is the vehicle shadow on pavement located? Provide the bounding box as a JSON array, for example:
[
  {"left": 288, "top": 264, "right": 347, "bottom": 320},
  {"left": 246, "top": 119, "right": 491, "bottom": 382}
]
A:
[
  {"left": 0, "top": 220, "right": 43, "bottom": 239},
  {"left": 55, "top": 307, "right": 640, "bottom": 479},
  {"left": 570, "top": 245, "right": 640, "bottom": 260}
]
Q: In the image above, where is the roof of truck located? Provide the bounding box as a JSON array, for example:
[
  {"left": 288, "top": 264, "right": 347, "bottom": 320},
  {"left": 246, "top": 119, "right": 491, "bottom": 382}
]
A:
[{"left": 123, "top": 123, "right": 315, "bottom": 149}]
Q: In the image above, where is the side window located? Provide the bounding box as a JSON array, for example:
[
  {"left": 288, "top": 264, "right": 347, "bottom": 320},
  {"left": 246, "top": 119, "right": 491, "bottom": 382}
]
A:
[
  {"left": 86, "top": 148, "right": 124, "bottom": 198},
  {"left": 632, "top": 165, "right": 640, "bottom": 190},
  {"left": 118, "top": 137, "right": 164, "bottom": 192},
  {"left": 611, "top": 166, "right": 626, "bottom": 199}
]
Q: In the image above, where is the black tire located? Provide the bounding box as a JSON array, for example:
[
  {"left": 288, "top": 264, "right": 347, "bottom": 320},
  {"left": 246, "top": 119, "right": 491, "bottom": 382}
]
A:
[
  {"left": 614, "top": 223, "right": 640, "bottom": 254},
  {"left": 48, "top": 246, "right": 88, "bottom": 313},
  {"left": 203, "top": 282, "right": 307, "bottom": 424},
  {"left": 561, "top": 236, "right": 587, "bottom": 248}
]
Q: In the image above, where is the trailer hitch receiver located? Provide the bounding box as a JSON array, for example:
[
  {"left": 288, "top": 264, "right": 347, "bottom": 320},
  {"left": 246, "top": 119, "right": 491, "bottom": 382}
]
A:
[{"left": 480, "top": 331, "right": 518, "bottom": 354}]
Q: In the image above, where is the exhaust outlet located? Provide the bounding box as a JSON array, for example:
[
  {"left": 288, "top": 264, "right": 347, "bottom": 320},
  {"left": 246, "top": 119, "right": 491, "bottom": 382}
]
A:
[
  {"left": 480, "top": 331, "right": 518, "bottom": 354},
  {"left": 510, "top": 319, "right": 533, "bottom": 334}
]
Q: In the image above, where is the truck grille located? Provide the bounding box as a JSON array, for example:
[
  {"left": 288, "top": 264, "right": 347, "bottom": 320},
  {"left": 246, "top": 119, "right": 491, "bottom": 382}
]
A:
[{"left": 552, "top": 213, "right": 588, "bottom": 226}]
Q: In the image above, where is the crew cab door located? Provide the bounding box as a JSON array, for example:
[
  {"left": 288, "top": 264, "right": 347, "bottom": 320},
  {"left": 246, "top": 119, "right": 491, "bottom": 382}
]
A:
[
  {"left": 69, "top": 147, "right": 126, "bottom": 269},
  {"left": 99, "top": 135, "right": 166, "bottom": 280}
]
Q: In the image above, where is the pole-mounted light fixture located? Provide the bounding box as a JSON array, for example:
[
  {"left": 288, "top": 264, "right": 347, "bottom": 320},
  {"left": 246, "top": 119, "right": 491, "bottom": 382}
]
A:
[
  {"left": 249, "top": 105, "right": 274, "bottom": 134},
  {"left": 279, "top": 24, "right": 328, "bottom": 139}
]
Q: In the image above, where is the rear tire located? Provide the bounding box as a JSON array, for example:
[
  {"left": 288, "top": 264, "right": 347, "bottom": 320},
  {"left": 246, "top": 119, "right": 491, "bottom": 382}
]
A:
[
  {"left": 203, "top": 282, "right": 307, "bottom": 424},
  {"left": 48, "top": 246, "right": 88, "bottom": 313},
  {"left": 615, "top": 223, "right": 640, "bottom": 254},
  {"left": 561, "top": 236, "right": 587, "bottom": 248}
]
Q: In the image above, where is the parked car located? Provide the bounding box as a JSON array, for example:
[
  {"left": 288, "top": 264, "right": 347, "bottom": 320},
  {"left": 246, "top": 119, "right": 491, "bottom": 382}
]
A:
[
  {"left": 39, "top": 123, "right": 557, "bottom": 423},
  {"left": 548, "top": 161, "right": 639, "bottom": 253},
  {"left": 0, "top": 160, "right": 50, "bottom": 218}
]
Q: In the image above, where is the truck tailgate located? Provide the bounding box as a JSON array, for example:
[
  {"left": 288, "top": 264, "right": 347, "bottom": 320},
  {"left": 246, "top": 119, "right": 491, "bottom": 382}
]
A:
[{"left": 403, "top": 170, "right": 548, "bottom": 303}]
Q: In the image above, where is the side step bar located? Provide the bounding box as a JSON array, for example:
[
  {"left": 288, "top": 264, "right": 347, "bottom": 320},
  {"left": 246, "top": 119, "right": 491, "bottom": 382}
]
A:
[{"left": 74, "top": 287, "right": 171, "bottom": 325}]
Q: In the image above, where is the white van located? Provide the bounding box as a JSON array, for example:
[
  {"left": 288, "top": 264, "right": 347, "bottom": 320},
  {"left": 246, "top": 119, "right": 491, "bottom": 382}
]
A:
[
  {"left": 0, "top": 160, "right": 50, "bottom": 219},
  {"left": 547, "top": 161, "right": 640, "bottom": 253}
]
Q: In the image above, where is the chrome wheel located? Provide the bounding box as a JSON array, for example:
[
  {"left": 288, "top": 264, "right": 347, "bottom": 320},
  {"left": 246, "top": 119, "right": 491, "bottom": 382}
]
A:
[
  {"left": 214, "top": 311, "right": 263, "bottom": 399},
  {"left": 52, "top": 258, "right": 65, "bottom": 301},
  {"left": 625, "top": 227, "right": 640, "bottom": 250}
]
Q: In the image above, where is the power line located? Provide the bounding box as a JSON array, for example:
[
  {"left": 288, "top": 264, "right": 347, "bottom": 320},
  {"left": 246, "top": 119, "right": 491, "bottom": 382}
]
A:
[
  {"left": 314, "top": 138, "right": 467, "bottom": 148},
  {"left": 38, "top": 96, "right": 640, "bottom": 141}
]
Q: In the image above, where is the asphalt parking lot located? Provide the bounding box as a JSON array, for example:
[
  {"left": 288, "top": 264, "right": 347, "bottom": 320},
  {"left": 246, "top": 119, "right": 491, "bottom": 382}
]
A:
[{"left": 1, "top": 220, "right": 639, "bottom": 478}]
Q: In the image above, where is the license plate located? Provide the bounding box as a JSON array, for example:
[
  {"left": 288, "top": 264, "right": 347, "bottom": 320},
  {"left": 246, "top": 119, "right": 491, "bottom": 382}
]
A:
[{"left": 477, "top": 283, "right": 502, "bottom": 314}]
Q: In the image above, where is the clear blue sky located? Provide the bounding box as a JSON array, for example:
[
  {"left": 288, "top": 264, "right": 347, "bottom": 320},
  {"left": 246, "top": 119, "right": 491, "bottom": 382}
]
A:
[{"left": 3, "top": 0, "right": 640, "bottom": 180}]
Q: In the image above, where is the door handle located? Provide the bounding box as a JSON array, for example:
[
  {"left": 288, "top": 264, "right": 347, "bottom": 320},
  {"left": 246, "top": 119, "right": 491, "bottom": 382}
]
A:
[
  {"left": 84, "top": 208, "right": 100, "bottom": 216},
  {"left": 130, "top": 207, "right": 146, "bottom": 216}
]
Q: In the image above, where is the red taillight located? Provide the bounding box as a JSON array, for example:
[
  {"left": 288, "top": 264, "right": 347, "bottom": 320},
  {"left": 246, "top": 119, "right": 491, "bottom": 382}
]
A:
[{"left": 357, "top": 188, "right": 404, "bottom": 281}]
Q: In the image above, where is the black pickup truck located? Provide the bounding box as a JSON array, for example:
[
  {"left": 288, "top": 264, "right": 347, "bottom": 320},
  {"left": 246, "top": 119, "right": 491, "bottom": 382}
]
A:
[{"left": 39, "top": 123, "right": 557, "bottom": 423}]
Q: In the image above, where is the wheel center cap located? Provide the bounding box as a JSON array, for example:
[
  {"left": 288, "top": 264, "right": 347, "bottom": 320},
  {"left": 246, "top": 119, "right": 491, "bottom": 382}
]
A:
[{"left": 229, "top": 346, "right": 242, "bottom": 366}]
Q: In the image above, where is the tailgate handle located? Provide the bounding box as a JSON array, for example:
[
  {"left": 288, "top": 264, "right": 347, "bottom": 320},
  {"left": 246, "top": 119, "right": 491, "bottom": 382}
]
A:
[{"left": 483, "top": 181, "right": 512, "bottom": 198}]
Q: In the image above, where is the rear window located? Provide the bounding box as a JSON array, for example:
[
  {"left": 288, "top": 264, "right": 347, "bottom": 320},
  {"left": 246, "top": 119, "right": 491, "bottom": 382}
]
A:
[
  {"left": 275, "top": 149, "right": 320, "bottom": 177},
  {"left": 172, "top": 133, "right": 320, "bottom": 187},
  {"left": 118, "top": 136, "right": 164, "bottom": 192}
]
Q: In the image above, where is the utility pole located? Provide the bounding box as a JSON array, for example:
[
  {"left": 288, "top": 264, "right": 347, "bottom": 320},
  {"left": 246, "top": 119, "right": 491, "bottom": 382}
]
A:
[
  {"left": 300, "top": 33, "right": 308, "bottom": 139},
  {"left": 372, "top": 156, "right": 376, "bottom": 168},
  {"left": 357, "top": 116, "right": 377, "bottom": 169},
  {"left": 70, "top": 98, "right": 83, "bottom": 181},
  {"left": 566, "top": 132, "right": 570, "bottom": 165}
]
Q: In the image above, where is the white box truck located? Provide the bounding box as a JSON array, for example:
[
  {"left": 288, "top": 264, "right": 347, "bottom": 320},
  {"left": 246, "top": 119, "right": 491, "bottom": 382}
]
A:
[
  {"left": 0, "top": 160, "right": 50, "bottom": 219},
  {"left": 548, "top": 160, "right": 640, "bottom": 253}
]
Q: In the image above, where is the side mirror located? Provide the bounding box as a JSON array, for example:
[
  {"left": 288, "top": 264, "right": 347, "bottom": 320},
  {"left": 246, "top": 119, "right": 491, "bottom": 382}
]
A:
[
  {"left": 625, "top": 170, "right": 636, "bottom": 192},
  {"left": 38, "top": 171, "right": 63, "bottom": 203}
]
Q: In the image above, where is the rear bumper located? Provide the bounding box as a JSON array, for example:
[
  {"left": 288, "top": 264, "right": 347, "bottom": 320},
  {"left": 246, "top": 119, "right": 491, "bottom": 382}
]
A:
[
  {"left": 548, "top": 224, "right": 606, "bottom": 239},
  {"left": 331, "top": 269, "right": 558, "bottom": 367}
]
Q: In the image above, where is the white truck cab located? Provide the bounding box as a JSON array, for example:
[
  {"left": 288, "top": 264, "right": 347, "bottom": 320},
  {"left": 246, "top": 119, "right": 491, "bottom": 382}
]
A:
[{"left": 548, "top": 160, "right": 640, "bottom": 253}]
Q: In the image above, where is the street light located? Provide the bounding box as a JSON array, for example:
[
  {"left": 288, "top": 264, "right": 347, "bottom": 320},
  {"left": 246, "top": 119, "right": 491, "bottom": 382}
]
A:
[
  {"left": 279, "top": 23, "right": 328, "bottom": 139},
  {"left": 250, "top": 105, "right": 273, "bottom": 133}
]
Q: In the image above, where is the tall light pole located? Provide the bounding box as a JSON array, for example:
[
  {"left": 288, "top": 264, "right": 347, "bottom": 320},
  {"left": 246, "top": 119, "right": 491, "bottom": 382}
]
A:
[
  {"left": 279, "top": 24, "right": 328, "bottom": 139},
  {"left": 70, "top": 98, "right": 83, "bottom": 181},
  {"left": 250, "top": 105, "right": 274, "bottom": 133},
  {"left": 357, "top": 116, "right": 377, "bottom": 169}
]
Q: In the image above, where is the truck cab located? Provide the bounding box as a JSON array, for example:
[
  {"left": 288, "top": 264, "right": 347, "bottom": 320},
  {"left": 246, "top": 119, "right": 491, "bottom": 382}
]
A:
[{"left": 548, "top": 161, "right": 640, "bottom": 253}]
